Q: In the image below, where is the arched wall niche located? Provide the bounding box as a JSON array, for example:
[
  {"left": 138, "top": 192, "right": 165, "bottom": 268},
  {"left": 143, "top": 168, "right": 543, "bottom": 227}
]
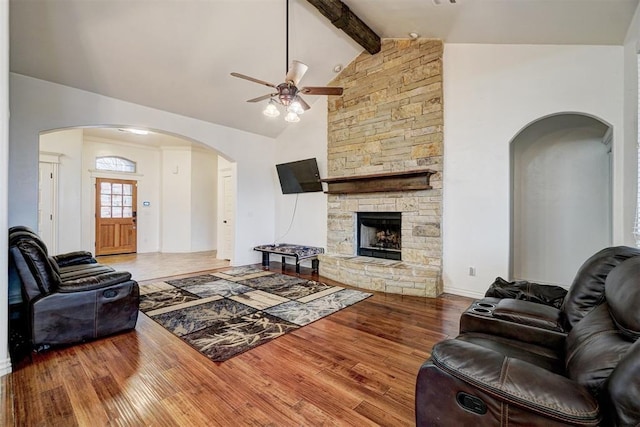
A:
[{"left": 509, "top": 112, "right": 612, "bottom": 286}]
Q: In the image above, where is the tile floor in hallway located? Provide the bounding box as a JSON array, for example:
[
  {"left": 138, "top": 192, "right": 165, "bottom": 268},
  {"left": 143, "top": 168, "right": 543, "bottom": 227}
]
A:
[{"left": 97, "top": 251, "right": 230, "bottom": 281}]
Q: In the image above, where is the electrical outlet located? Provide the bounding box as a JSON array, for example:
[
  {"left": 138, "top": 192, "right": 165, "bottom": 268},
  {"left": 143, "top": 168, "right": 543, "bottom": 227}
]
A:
[{"left": 469, "top": 267, "right": 476, "bottom": 277}]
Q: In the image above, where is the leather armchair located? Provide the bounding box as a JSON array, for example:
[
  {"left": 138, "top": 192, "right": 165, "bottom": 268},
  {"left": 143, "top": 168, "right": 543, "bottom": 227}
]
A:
[
  {"left": 416, "top": 256, "right": 640, "bottom": 426},
  {"left": 9, "top": 227, "right": 139, "bottom": 349}
]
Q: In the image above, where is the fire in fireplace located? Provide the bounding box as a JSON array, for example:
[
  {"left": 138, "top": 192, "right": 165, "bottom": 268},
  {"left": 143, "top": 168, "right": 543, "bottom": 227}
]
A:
[{"left": 357, "top": 212, "right": 401, "bottom": 260}]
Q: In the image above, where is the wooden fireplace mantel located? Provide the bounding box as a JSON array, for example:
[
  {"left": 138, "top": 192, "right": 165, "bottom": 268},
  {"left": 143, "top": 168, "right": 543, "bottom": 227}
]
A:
[{"left": 321, "top": 169, "right": 436, "bottom": 194}]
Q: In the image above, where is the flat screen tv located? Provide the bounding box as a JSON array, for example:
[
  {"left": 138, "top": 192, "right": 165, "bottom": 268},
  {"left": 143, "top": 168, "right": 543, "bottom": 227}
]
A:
[{"left": 276, "top": 158, "right": 323, "bottom": 194}]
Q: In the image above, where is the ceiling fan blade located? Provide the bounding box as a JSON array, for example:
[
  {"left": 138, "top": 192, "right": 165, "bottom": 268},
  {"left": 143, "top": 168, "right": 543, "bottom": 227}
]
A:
[
  {"left": 230, "top": 72, "right": 277, "bottom": 88},
  {"left": 285, "top": 60, "right": 309, "bottom": 86},
  {"left": 297, "top": 96, "right": 311, "bottom": 111},
  {"left": 247, "top": 93, "right": 277, "bottom": 103},
  {"left": 300, "top": 86, "right": 344, "bottom": 96}
]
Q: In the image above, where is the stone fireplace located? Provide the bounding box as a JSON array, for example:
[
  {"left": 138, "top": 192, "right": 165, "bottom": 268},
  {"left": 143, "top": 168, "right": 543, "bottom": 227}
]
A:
[{"left": 318, "top": 39, "right": 444, "bottom": 297}]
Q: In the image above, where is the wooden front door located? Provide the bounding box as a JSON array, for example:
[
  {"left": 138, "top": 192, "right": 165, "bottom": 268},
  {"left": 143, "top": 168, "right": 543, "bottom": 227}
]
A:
[{"left": 95, "top": 178, "right": 137, "bottom": 255}]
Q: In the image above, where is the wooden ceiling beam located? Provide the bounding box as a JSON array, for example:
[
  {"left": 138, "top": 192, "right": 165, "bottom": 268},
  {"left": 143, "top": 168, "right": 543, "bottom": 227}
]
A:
[{"left": 305, "top": 0, "right": 381, "bottom": 54}]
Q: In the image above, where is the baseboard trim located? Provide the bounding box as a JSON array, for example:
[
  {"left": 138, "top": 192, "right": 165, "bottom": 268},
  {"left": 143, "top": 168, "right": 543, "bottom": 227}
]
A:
[
  {"left": 443, "top": 286, "right": 484, "bottom": 300},
  {"left": 0, "top": 356, "right": 12, "bottom": 377}
]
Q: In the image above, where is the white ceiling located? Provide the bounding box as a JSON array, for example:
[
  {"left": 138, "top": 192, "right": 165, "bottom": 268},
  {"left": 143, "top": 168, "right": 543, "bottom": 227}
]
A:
[{"left": 10, "top": 0, "right": 639, "bottom": 139}]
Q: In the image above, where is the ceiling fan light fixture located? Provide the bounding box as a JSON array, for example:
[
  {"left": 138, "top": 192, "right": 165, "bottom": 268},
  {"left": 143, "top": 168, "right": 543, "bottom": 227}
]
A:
[
  {"left": 263, "top": 100, "right": 281, "bottom": 118},
  {"left": 284, "top": 110, "right": 300, "bottom": 123},
  {"left": 289, "top": 99, "right": 305, "bottom": 115},
  {"left": 230, "top": 0, "right": 343, "bottom": 124}
]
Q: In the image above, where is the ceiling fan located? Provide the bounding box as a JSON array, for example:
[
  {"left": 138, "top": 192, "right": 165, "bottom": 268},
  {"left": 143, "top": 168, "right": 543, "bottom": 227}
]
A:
[{"left": 230, "top": 0, "right": 344, "bottom": 122}]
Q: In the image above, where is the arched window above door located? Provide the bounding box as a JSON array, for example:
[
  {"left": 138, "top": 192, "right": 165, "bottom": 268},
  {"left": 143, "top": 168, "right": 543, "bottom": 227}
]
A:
[{"left": 95, "top": 156, "right": 136, "bottom": 173}]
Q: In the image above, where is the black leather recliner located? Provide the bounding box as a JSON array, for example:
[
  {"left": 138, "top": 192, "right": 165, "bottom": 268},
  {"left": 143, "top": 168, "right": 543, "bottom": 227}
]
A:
[
  {"left": 9, "top": 226, "right": 139, "bottom": 349},
  {"left": 416, "top": 253, "right": 640, "bottom": 426}
]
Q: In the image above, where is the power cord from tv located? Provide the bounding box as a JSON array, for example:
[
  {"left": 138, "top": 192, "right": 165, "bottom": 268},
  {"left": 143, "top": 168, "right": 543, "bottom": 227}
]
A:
[{"left": 274, "top": 193, "right": 299, "bottom": 246}]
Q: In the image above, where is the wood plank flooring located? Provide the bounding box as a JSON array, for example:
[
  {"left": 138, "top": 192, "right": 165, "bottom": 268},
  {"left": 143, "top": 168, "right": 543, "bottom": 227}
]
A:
[{"left": 2, "top": 262, "right": 472, "bottom": 426}]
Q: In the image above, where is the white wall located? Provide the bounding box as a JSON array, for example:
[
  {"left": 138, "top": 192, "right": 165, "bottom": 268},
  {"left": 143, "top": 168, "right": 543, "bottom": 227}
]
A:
[
  {"left": 40, "top": 129, "right": 83, "bottom": 252},
  {"left": 1, "top": 0, "right": 11, "bottom": 376},
  {"left": 161, "top": 147, "right": 193, "bottom": 252},
  {"left": 159, "top": 147, "right": 218, "bottom": 253},
  {"left": 512, "top": 115, "right": 611, "bottom": 286},
  {"left": 624, "top": 3, "right": 640, "bottom": 245},
  {"left": 190, "top": 149, "right": 217, "bottom": 252},
  {"left": 82, "top": 136, "right": 162, "bottom": 253},
  {"left": 9, "top": 73, "right": 276, "bottom": 266},
  {"left": 274, "top": 97, "right": 329, "bottom": 267},
  {"left": 442, "top": 44, "right": 625, "bottom": 298}
]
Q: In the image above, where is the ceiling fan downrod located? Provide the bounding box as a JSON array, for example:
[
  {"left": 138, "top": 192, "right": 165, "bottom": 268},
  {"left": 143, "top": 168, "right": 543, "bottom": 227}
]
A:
[{"left": 286, "top": 0, "right": 289, "bottom": 79}]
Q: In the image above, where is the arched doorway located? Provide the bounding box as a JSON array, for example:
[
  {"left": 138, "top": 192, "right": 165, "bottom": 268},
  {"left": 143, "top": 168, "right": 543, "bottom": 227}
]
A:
[
  {"left": 510, "top": 113, "right": 612, "bottom": 286},
  {"left": 38, "top": 126, "right": 236, "bottom": 263}
]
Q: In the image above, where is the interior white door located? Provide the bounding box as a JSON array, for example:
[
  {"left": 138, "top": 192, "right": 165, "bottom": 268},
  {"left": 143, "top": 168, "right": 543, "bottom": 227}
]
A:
[
  {"left": 38, "top": 162, "right": 57, "bottom": 253},
  {"left": 221, "top": 174, "right": 234, "bottom": 260}
]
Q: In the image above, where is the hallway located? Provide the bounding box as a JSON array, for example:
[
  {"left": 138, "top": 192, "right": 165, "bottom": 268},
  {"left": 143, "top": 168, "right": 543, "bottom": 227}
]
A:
[{"left": 96, "top": 251, "right": 230, "bottom": 281}]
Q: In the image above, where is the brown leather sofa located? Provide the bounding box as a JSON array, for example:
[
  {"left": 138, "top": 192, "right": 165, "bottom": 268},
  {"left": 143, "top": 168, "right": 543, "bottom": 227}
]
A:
[
  {"left": 416, "top": 249, "right": 640, "bottom": 426},
  {"left": 9, "top": 226, "right": 139, "bottom": 350}
]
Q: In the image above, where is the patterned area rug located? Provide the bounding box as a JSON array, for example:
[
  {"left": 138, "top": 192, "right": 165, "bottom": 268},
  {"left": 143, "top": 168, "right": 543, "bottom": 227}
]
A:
[{"left": 139, "top": 267, "right": 372, "bottom": 362}]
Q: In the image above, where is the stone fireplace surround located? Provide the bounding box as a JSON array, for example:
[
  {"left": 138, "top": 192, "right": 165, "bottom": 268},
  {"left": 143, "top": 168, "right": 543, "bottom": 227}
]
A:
[
  {"left": 319, "top": 192, "right": 442, "bottom": 297},
  {"left": 318, "top": 39, "right": 444, "bottom": 298}
]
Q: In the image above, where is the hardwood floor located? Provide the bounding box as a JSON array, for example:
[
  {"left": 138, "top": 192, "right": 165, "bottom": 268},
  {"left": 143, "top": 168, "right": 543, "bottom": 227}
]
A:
[{"left": 2, "top": 262, "right": 472, "bottom": 426}]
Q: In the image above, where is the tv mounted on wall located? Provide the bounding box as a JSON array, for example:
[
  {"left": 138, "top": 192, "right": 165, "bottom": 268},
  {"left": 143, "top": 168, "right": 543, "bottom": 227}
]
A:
[{"left": 276, "top": 158, "right": 323, "bottom": 194}]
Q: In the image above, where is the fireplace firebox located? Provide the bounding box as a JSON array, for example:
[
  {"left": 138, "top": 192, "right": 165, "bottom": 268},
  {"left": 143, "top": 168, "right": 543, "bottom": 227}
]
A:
[{"left": 357, "top": 212, "right": 401, "bottom": 260}]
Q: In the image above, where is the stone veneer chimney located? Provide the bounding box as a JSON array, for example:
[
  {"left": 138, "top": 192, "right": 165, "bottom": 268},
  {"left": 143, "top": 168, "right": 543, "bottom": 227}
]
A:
[{"left": 319, "top": 39, "right": 444, "bottom": 297}]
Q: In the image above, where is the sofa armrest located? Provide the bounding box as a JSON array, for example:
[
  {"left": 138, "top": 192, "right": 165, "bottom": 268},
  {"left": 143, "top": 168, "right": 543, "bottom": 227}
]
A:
[
  {"left": 52, "top": 251, "right": 97, "bottom": 267},
  {"left": 460, "top": 299, "right": 567, "bottom": 349},
  {"left": 58, "top": 271, "right": 133, "bottom": 293},
  {"left": 430, "top": 339, "right": 600, "bottom": 425},
  {"left": 493, "top": 299, "right": 565, "bottom": 332}
]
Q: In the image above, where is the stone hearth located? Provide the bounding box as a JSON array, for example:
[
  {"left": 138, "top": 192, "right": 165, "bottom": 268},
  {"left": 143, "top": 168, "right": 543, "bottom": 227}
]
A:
[{"left": 319, "top": 39, "right": 444, "bottom": 297}]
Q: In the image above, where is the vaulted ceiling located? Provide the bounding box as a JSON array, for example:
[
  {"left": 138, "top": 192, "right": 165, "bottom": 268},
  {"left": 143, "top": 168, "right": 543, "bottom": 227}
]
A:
[{"left": 10, "top": 0, "right": 639, "bottom": 138}]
